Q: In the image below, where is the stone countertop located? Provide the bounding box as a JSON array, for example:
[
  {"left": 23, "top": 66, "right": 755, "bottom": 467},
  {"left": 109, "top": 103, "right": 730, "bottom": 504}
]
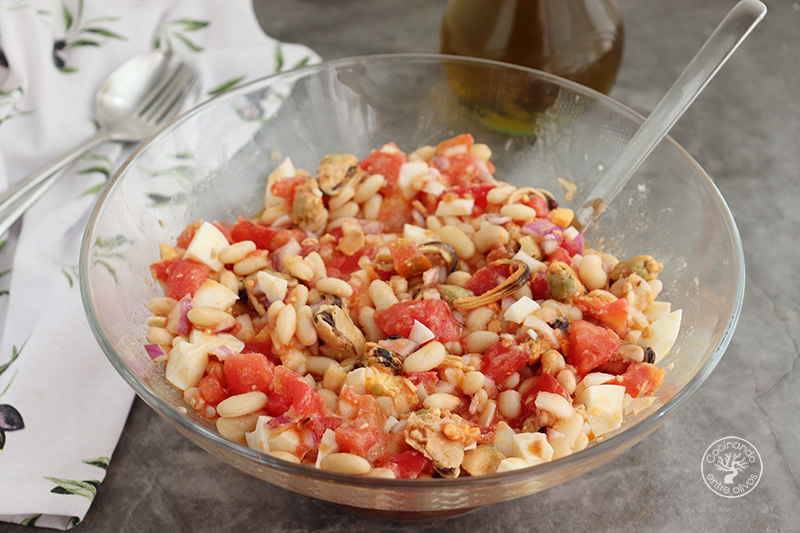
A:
[{"left": 5, "top": 0, "right": 798, "bottom": 531}]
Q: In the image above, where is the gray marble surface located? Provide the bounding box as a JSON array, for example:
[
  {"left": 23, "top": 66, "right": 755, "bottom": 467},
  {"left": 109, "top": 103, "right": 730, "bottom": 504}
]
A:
[{"left": 4, "top": 0, "right": 798, "bottom": 531}]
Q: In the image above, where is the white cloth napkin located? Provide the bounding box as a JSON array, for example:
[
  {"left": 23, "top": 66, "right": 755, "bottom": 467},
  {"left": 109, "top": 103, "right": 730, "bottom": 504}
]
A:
[{"left": 0, "top": 1, "right": 319, "bottom": 528}]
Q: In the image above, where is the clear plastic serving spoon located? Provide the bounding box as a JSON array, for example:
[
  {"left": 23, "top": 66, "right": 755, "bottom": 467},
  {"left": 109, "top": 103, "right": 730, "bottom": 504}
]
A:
[
  {"left": 0, "top": 50, "right": 199, "bottom": 237},
  {"left": 573, "top": 0, "right": 766, "bottom": 232}
]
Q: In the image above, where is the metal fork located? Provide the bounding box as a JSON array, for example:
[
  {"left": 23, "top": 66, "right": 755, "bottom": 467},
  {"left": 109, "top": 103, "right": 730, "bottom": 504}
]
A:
[{"left": 0, "top": 51, "right": 200, "bottom": 236}]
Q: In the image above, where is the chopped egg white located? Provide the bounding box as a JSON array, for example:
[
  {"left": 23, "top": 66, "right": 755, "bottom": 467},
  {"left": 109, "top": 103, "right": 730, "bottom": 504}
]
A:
[
  {"left": 265, "top": 157, "right": 296, "bottom": 207},
  {"left": 315, "top": 429, "right": 340, "bottom": 469},
  {"left": 644, "top": 301, "right": 672, "bottom": 323},
  {"left": 503, "top": 296, "right": 541, "bottom": 324},
  {"left": 165, "top": 341, "right": 208, "bottom": 390},
  {"left": 492, "top": 421, "right": 516, "bottom": 457},
  {"left": 403, "top": 223, "right": 436, "bottom": 244},
  {"left": 397, "top": 162, "right": 429, "bottom": 198},
  {"left": 257, "top": 271, "right": 288, "bottom": 303},
  {"left": 637, "top": 310, "right": 682, "bottom": 363},
  {"left": 188, "top": 330, "right": 245, "bottom": 360},
  {"left": 435, "top": 198, "right": 474, "bottom": 217},
  {"left": 512, "top": 249, "right": 547, "bottom": 273},
  {"left": 578, "top": 384, "right": 626, "bottom": 437},
  {"left": 245, "top": 415, "right": 275, "bottom": 453},
  {"left": 511, "top": 432, "right": 554, "bottom": 465},
  {"left": 184, "top": 221, "right": 230, "bottom": 272},
  {"left": 409, "top": 320, "right": 435, "bottom": 345},
  {"left": 192, "top": 279, "right": 238, "bottom": 311},
  {"left": 269, "top": 429, "right": 301, "bottom": 454}
]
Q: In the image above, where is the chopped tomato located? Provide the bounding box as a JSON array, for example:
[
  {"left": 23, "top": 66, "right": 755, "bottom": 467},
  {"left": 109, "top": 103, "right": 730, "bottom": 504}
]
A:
[
  {"left": 230, "top": 217, "right": 278, "bottom": 250},
  {"left": 197, "top": 374, "right": 228, "bottom": 407},
  {"left": 176, "top": 220, "right": 202, "bottom": 249},
  {"left": 481, "top": 341, "right": 530, "bottom": 385},
  {"left": 436, "top": 133, "right": 474, "bottom": 155},
  {"left": 546, "top": 246, "right": 572, "bottom": 264},
  {"left": 565, "top": 319, "right": 621, "bottom": 376},
  {"left": 305, "top": 416, "right": 343, "bottom": 441},
  {"left": 574, "top": 297, "right": 628, "bottom": 336},
  {"left": 440, "top": 153, "right": 479, "bottom": 188},
  {"left": 270, "top": 228, "right": 308, "bottom": 252},
  {"left": 373, "top": 299, "right": 461, "bottom": 343},
  {"left": 241, "top": 341, "right": 279, "bottom": 364},
  {"left": 529, "top": 269, "right": 553, "bottom": 300},
  {"left": 270, "top": 366, "right": 327, "bottom": 419},
  {"left": 449, "top": 184, "right": 495, "bottom": 216},
  {"left": 406, "top": 372, "right": 439, "bottom": 395},
  {"left": 560, "top": 234, "right": 582, "bottom": 257},
  {"left": 379, "top": 450, "right": 433, "bottom": 479},
  {"left": 335, "top": 390, "right": 389, "bottom": 462},
  {"left": 149, "top": 257, "right": 175, "bottom": 283},
  {"left": 223, "top": 352, "right": 275, "bottom": 396},
  {"left": 521, "top": 194, "right": 551, "bottom": 218},
  {"left": 521, "top": 373, "right": 569, "bottom": 414},
  {"left": 270, "top": 175, "right": 306, "bottom": 203},
  {"left": 378, "top": 195, "right": 414, "bottom": 233},
  {"left": 326, "top": 246, "right": 375, "bottom": 279},
  {"left": 163, "top": 259, "right": 210, "bottom": 300},
  {"left": 616, "top": 362, "right": 665, "bottom": 398},
  {"left": 389, "top": 238, "right": 433, "bottom": 278},
  {"left": 213, "top": 220, "right": 234, "bottom": 243},
  {"left": 359, "top": 144, "right": 407, "bottom": 196},
  {"left": 465, "top": 263, "right": 510, "bottom": 296}
]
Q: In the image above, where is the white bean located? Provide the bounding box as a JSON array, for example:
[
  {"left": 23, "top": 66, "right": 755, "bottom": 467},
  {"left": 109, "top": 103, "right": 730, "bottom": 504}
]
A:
[
  {"left": 497, "top": 390, "right": 522, "bottom": 419},
  {"left": 500, "top": 203, "right": 537, "bottom": 221},
  {"left": 423, "top": 393, "right": 461, "bottom": 411},
  {"left": 404, "top": 341, "right": 447, "bottom": 373},
  {"left": 296, "top": 305, "right": 318, "bottom": 346},
  {"left": 368, "top": 279, "right": 399, "bottom": 311},
  {"left": 216, "top": 391, "right": 268, "bottom": 418},
  {"left": 219, "top": 241, "right": 256, "bottom": 264},
  {"left": 320, "top": 453, "right": 372, "bottom": 475},
  {"left": 578, "top": 253, "right": 608, "bottom": 291},
  {"left": 354, "top": 174, "right": 386, "bottom": 204},
  {"left": 438, "top": 225, "right": 475, "bottom": 260},
  {"left": 275, "top": 304, "right": 297, "bottom": 346},
  {"left": 464, "top": 331, "right": 500, "bottom": 353},
  {"left": 316, "top": 277, "right": 353, "bottom": 298}
]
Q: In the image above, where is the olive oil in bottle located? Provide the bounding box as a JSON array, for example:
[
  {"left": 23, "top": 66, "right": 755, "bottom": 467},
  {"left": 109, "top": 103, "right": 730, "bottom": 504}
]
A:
[{"left": 440, "top": 0, "right": 624, "bottom": 133}]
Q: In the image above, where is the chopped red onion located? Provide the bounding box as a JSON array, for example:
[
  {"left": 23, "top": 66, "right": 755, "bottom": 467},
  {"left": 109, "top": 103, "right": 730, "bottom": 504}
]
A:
[
  {"left": 213, "top": 319, "right": 238, "bottom": 334},
  {"left": 422, "top": 267, "right": 439, "bottom": 286},
  {"left": 270, "top": 238, "right": 301, "bottom": 270},
  {"left": 176, "top": 296, "right": 193, "bottom": 335},
  {"left": 145, "top": 343, "right": 165, "bottom": 360},
  {"left": 475, "top": 161, "right": 496, "bottom": 183},
  {"left": 485, "top": 213, "right": 512, "bottom": 225},
  {"left": 434, "top": 156, "right": 450, "bottom": 170},
  {"left": 209, "top": 345, "right": 232, "bottom": 359},
  {"left": 523, "top": 219, "right": 562, "bottom": 238}
]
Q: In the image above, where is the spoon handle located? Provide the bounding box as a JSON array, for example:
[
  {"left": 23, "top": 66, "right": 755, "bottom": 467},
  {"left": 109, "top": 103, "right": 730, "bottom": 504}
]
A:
[
  {"left": 0, "top": 129, "right": 113, "bottom": 236},
  {"left": 574, "top": 0, "right": 766, "bottom": 232}
]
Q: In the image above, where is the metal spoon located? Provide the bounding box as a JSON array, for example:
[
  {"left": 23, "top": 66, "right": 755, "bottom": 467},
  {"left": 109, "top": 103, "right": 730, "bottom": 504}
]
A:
[
  {"left": 0, "top": 50, "right": 200, "bottom": 236},
  {"left": 573, "top": 0, "right": 766, "bottom": 232}
]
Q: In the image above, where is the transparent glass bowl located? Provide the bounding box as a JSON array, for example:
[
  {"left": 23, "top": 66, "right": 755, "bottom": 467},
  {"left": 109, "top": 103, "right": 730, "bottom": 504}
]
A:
[{"left": 80, "top": 54, "right": 744, "bottom": 518}]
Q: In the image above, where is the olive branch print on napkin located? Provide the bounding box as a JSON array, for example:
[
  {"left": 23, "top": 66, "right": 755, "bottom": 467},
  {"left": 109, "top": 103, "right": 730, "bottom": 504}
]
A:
[
  {"left": 48, "top": 0, "right": 126, "bottom": 73},
  {"left": 152, "top": 17, "right": 209, "bottom": 52},
  {"left": 0, "top": 343, "right": 25, "bottom": 450},
  {"left": 20, "top": 457, "right": 110, "bottom": 528}
]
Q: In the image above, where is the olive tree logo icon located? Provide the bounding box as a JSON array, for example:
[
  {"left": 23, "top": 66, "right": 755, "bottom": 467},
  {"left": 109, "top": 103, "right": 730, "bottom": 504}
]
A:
[{"left": 701, "top": 436, "right": 762, "bottom": 498}]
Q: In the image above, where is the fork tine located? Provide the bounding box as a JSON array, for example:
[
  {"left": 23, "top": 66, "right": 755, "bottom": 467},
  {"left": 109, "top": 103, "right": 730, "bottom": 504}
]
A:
[
  {"left": 148, "top": 69, "right": 199, "bottom": 124},
  {"left": 142, "top": 66, "right": 196, "bottom": 123},
  {"left": 138, "top": 64, "right": 191, "bottom": 120},
  {"left": 132, "top": 58, "right": 184, "bottom": 117}
]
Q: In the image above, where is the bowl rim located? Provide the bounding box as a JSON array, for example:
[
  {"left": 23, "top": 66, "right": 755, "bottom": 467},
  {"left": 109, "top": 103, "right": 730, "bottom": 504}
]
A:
[{"left": 80, "top": 53, "right": 745, "bottom": 490}]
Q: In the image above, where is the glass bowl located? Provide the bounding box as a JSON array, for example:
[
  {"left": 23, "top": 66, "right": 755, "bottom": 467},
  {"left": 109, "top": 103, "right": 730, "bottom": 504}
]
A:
[{"left": 80, "top": 54, "right": 744, "bottom": 518}]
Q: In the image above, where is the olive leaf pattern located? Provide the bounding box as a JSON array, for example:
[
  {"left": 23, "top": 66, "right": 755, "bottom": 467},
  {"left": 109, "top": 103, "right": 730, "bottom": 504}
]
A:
[
  {"left": 52, "top": 0, "right": 126, "bottom": 73},
  {"left": 91, "top": 234, "right": 127, "bottom": 281},
  {"left": 152, "top": 18, "right": 209, "bottom": 52},
  {"left": 0, "top": 344, "right": 26, "bottom": 451},
  {"left": 60, "top": 264, "right": 79, "bottom": 288},
  {"left": 42, "top": 456, "right": 109, "bottom": 504},
  {"left": 0, "top": 86, "right": 35, "bottom": 127},
  {"left": 78, "top": 152, "right": 114, "bottom": 197}
]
